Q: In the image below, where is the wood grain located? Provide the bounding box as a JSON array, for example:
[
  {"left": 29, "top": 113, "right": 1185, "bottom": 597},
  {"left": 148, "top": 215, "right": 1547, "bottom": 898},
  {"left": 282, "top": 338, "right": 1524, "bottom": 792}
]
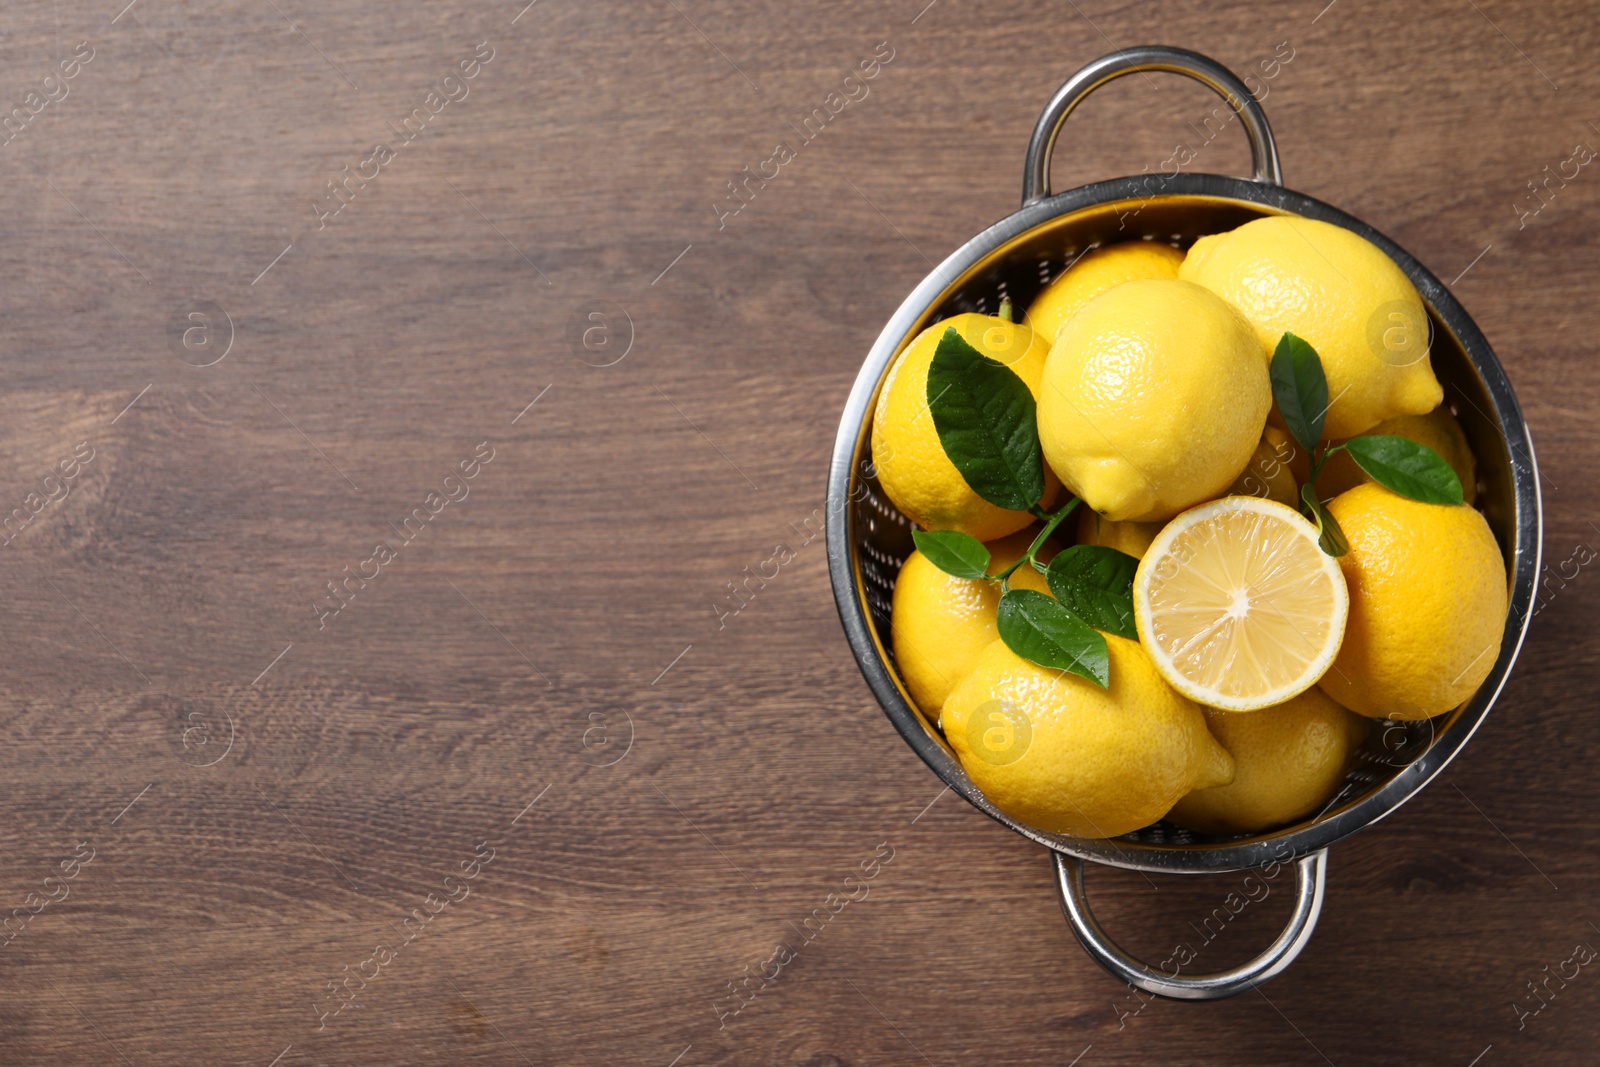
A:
[{"left": 0, "top": 0, "right": 1596, "bottom": 1063}]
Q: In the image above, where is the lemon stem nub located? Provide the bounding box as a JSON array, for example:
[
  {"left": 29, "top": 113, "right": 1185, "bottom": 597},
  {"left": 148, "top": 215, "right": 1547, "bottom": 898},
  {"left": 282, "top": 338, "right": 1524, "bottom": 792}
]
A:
[{"left": 997, "top": 296, "right": 1013, "bottom": 323}]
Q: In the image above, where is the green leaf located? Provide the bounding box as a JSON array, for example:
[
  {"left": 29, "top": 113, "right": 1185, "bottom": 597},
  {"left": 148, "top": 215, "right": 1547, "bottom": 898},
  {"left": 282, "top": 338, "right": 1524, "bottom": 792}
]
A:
[
  {"left": 1301, "top": 483, "right": 1349, "bottom": 557},
  {"left": 911, "top": 529, "right": 992, "bottom": 580},
  {"left": 1270, "top": 332, "right": 1330, "bottom": 454},
  {"left": 1045, "top": 546, "right": 1140, "bottom": 640},
  {"left": 996, "top": 589, "right": 1110, "bottom": 687},
  {"left": 927, "top": 328, "right": 1045, "bottom": 512},
  {"left": 1344, "top": 435, "right": 1464, "bottom": 506}
]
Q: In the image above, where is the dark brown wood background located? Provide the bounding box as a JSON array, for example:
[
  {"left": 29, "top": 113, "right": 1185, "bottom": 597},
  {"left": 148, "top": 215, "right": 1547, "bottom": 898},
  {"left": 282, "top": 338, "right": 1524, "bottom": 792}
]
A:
[{"left": 0, "top": 0, "right": 1594, "bottom": 1063}]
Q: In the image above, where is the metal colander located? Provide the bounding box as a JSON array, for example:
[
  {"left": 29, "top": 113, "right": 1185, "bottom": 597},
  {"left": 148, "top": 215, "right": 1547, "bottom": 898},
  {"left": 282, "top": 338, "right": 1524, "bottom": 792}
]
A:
[{"left": 826, "top": 46, "right": 1540, "bottom": 999}]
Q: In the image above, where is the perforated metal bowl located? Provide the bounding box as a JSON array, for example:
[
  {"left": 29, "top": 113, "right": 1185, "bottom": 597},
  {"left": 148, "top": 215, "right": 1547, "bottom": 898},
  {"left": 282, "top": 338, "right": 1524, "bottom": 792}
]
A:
[{"left": 826, "top": 46, "right": 1540, "bottom": 999}]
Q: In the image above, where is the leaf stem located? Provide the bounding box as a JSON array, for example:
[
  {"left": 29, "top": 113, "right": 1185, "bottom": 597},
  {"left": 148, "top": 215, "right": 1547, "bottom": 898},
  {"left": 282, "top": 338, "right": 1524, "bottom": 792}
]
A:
[
  {"left": 994, "top": 496, "right": 1080, "bottom": 582},
  {"left": 1305, "top": 442, "right": 1346, "bottom": 499},
  {"left": 993, "top": 557, "right": 1028, "bottom": 582},
  {"left": 1028, "top": 496, "right": 1080, "bottom": 557}
]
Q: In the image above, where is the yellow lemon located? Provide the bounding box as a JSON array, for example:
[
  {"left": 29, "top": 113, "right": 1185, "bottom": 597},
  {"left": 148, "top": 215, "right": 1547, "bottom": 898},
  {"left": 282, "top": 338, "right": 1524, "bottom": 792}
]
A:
[
  {"left": 1134, "top": 497, "right": 1349, "bottom": 712},
  {"left": 1168, "top": 689, "right": 1368, "bottom": 835},
  {"left": 943, "top": 637, "right": 1234, "bottom": 839},
  {"left": 1319, "top": 483, "right": 1507, "bottom": 720},
  {"left": 1180, "top": 215, "right": 1443, "bottom": 439},
  {"left": 1227, "top": 431, "right": 1301, "bottom": 507},
  {"left": 1023, "top": 241, "right": 1185, "bottom": 344},
  {"left": 890, "top": 529, "right": 1052, "bottom": 718},
  {"left": 1075, "top": 510, "right": 1165, "bottom": 560},
  {"left": 1316, "top": 406, "right": 1477, "bottom": 505},
  {"left": 1038, "top": 278, "right": 1270, "bottom": 522},
  {"left": 1264, "top": 424, "right": 1312, "bottom": 487},
  {"left": 873, "top": 313, "right": 1056, "bottom": 540}
]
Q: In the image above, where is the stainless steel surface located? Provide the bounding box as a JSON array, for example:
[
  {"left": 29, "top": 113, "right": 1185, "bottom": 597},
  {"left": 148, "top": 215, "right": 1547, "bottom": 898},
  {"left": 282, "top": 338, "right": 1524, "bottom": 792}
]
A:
[
  {"left": 1022, "top": 45, "right": 1282, "bottom": 204},
  {"left": 826, "top": 45, "right": 1541, "bottom": 996},
  {"left": 1054, "top": 849, "right": 1328, "bottom": 1000}
]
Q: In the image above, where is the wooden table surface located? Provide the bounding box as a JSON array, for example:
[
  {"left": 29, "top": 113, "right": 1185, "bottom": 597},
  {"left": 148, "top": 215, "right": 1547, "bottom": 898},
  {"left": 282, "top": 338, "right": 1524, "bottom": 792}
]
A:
[{"left": 0, "top": 0, "right": 1595, "bottom": 1063}]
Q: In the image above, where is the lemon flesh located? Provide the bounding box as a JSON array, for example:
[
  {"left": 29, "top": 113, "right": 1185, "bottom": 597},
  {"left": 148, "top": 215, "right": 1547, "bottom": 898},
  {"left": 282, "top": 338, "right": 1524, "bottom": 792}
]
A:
[{"left": 1134, "top": 497, "right": 1349, "bottom": 712}]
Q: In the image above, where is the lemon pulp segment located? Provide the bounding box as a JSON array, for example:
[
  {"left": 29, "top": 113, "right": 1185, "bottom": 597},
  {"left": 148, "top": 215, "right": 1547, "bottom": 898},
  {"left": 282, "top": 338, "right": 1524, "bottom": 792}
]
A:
[{"left": 1134, "top": 497, "right": 1348, "bottom": 711}]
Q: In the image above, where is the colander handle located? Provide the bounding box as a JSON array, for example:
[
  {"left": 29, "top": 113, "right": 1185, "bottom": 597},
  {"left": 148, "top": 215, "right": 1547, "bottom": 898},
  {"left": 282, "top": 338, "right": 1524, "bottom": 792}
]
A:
[
  {"left": 1053, "top": 848, "right": 1327, "bottom": 1000},
  {"left": 1022, "top": 45, "right": 1283, "bottom": 206}
]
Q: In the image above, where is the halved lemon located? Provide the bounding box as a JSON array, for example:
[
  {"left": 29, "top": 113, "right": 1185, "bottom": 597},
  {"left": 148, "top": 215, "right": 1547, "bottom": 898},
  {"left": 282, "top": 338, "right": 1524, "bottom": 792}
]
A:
[{"left": 1132, "top": 497, "right": 1349, "bottom": 712}]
